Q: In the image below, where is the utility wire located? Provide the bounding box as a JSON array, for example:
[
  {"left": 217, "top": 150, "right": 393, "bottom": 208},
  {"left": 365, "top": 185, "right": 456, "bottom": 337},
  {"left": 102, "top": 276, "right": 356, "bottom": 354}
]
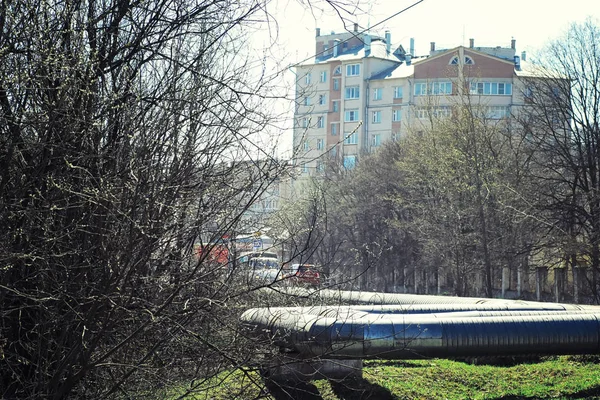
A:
[{"left": 290, "top": 0, "right": 425, "bottom": 68}]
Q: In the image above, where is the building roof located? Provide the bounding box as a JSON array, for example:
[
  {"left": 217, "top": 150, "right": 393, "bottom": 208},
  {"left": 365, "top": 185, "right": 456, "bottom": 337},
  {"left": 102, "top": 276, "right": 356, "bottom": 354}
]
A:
[
  {"left": 369, "top": 62, "right": 415, "bottom": 80},
  {"left": 298, "top": 39, "right": 404, "bottom": 67}
]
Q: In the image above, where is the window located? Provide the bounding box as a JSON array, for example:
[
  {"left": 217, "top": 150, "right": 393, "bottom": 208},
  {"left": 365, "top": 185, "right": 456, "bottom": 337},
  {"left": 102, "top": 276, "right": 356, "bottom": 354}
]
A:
[
  {"left": 344, "top": 109, "right": 359, "bottom": 122},
  {"left": 320, "top": 71, "right": 327, "bottom": 83},
  {"left": 331, "top": 123, "right": 339, "bottom": 135},
  {"left": 304, "top": 73, "right": 311, "bottom": 84},
  {"left": 414, "top": 81, "right": 452, "bottom": 95},
  {"left": 373, "top": 88, "right": 382, "bottom": 101},
  {"left": 344, "top": 132, "right": 358, "bottom": 145},
  {"left": 485, "top": 106, "right": 510, "bottom": 119},
  {"left": 372, "top": 111, "right": 381, "bottom": 124},
  {"left": 301, "top": 117, "right": 308, "bottom": 128},
  {"left": 333, "top": 78, "right": 340, "bottom": 91},
  {"left": 316, "top": 160, "right": 324, "bottom": 172},
  {"left": 469, "top": 81, "right": 513, "bottom": 95},
  {"left": 333, "top": 65, "right": 341, "bottom": 75},
  {"left": 414, "top": 83, "right": 427, "bottom": 96},
  {"left": 392, "top": 132, "right": 401, "bottom": 142},
  {"left": 303, "top": 96, "right": 311, "bottom": 106},
  {"left": 392, "top": 109, "right": 402, "bottom": 122},
  {"left": 303, "top": 140, "right": 309, "bottom": 150},
  {"left": 394, "top": 86, "right": 403, "bottom": 99},
  {"left": 332, "top": 100, "right": 339, "bottom": 112},
  {"left": 450, "top": 56, "right": 474, "bottom": 65},
  {"left": 346, "top": 64, "right": 360, "bottom": 76},
  {"left": 317, "top": 116, "right": 324, "bottom": 128},
  {"left": 343, "top": 155, "right": 357, "bottom": 170},
  {"left": 318, "top": 94, "right": 326, "bottom": 105},
  {"left": 415, "top": 106, "right": 451, "bottom": 119},
  {"left": 317, "top": 138, "right": 324, "bottom": 150},
  {"left": 345, "top": 86, "right": 360, "bottom": 99},
  {"left": 432, "top": 82, "right": 452, "bottom": 95},
  {"left": 302, "top": 164, "right": 309, "bottom": 174},
  {"left": 372, "top": 134, "right": 381, "bottom": 147}
]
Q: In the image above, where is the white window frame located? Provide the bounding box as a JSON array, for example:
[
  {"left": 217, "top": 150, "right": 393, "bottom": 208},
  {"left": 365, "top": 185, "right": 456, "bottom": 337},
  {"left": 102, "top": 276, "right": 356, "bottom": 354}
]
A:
[
  {"left": 345, "top": 86, "right": 360, "bottom": 99},
  {"left": 318, "top": 94, "right": 326, "bottom": 105},
  {"left": 317, "top": 116, "right": 324, "bottom": 128},
  {"left": 414, "top": 81, "right": 452, "bottom": 96},
  {"left": 332, "top": 100, "right": 339, "bottom": 112},
  {"left": 320, "top": 71, "right": 327, "bottom": 83},
  {"left": 333, "top": 65, "right": 341, "bottom": 75},
  {"left": 346, "top": 64, "right": 360, "bottom": 76},
  {"left": 392, "top": 109, "right": 401, "bottom": 122},
  {"left": 469, "top": 81, "right": 513, "bottom": 96},
  {"left": 303, "top": 96, "right": 311, "bottom": 106},
  {"left": 373, "top": 88, "right": 382, "bottom": 101},
  {"left": 344, "top": 110, "right": 359, "bottom": 122},
  {"left": 372, "top": 134, "right": 381, "bottom": 147},
  {"left": 333, "top": 78, "right": 340, "bottom": 91},
  {"left": 344, "top": 132, "right": 358, "bottom": 145},
  {"left": 393, "top": 86, "right": 403, "bottom": 99},
  {"left": 304, "top": 73, "right": 311, "bottom": 85},
  {"left": 303, "top": 140, "right": 310, "bottom": 150},
  {"left": 372, "top": 110, "right": 381, "bottom": 124},
  {"left": 316, "top": 138, "right": 324, "bottom": 150},
  {"left": 331, "top": 123, "right": 339, "bottom": 135},
  {"left": 485, "top": 106, "right": 510, "bottom": 119}
]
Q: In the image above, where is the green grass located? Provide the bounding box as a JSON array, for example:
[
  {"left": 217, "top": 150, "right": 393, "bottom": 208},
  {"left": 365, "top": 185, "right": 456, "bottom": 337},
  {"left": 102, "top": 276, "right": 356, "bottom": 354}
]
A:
[{"left": 171, "top": 356, "right": 600, "bottom": 399}]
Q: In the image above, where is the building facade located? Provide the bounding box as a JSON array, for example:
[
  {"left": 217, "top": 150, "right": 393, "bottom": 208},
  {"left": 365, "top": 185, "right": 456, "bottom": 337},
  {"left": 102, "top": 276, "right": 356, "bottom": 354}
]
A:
[{"left": 293, "top": 26, "right": 534, "bottom": 176}]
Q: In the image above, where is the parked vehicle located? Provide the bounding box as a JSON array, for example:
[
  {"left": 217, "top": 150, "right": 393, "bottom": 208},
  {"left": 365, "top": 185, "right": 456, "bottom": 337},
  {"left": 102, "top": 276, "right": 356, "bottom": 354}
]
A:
[
  {"left": 285, "top": 264, "right": 320, "bottom": 287},
  {"left": 237, "top": 251, "right": 280, "bottom": 284}
]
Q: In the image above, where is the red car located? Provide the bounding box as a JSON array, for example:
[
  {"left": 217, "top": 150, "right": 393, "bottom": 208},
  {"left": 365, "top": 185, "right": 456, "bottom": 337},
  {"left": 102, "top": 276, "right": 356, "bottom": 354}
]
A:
[{"left": 288, "top": 264, "right": 320, "bottom": 287}]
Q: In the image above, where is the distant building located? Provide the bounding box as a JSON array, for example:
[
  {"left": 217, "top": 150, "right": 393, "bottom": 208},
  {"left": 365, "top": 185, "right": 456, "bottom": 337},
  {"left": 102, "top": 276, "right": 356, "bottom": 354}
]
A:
[{"left": 293, "top": 25, "right": 536, "bottom": 176}]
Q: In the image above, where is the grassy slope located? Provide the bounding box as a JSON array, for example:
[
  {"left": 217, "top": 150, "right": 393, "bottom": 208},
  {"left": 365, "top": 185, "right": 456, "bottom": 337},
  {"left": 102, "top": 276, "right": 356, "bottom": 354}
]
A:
[{"left": 173, "top": 356, "right": 600, "bottom": 399}]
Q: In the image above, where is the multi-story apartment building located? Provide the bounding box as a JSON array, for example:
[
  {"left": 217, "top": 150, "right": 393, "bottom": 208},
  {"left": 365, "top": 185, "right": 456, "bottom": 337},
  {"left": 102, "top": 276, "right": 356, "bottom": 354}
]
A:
[{"left": 293, "top": 25, "right": 534, "bottom": 176}]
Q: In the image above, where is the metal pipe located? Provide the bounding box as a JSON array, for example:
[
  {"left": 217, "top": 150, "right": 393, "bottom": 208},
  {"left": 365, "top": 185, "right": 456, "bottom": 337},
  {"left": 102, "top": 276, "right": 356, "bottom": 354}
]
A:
[{"left": 241, "top": 292, "right": 600, "bottom": 360}]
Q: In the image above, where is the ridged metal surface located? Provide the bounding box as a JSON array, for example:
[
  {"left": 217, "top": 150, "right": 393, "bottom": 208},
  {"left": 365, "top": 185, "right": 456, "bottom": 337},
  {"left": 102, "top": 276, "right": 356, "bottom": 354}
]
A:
[{"left": 241, "top": 291, "right": 600, "bottom": 360}]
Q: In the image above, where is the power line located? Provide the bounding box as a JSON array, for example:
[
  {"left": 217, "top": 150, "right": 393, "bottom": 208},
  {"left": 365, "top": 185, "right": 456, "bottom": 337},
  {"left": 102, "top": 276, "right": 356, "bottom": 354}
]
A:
[{"left": 291, "top": 0, "right": 425, "bottom": 68}]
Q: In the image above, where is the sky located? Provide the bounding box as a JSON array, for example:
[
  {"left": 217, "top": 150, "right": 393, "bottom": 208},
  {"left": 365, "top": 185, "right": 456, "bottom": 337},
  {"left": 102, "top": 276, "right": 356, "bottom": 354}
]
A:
[
  {"left": 276, "top": 0, "right": 600, "bottom": 60},
  {"left": 257, "top": 0, "right": 600, "bottom": 157}
]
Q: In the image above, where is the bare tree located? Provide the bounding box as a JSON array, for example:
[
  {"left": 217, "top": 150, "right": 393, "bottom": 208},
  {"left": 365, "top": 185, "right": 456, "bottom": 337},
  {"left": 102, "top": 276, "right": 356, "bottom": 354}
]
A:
[
  {"left": 0, "top": 0, "right": 310, "bottom": 397},
  {"left": 519, "top": 18, "right": 600, "bottom": 302}
]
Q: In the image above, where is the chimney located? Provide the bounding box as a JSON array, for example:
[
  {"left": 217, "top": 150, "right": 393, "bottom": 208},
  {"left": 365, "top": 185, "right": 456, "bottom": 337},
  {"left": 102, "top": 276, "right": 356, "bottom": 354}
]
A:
[
  {"left": 316, "top": 28, "right": 320, "bottom": 37},
  {"left": 385, "top": 30, "right": 391, "bottom": 55},
  {"left": 430, "top": 42, "right": 435, "bottom": 52},
  {"left": 333, "top": 39, "right": 340, "bottom": 57},
  {"left": 511, "top": 38, "right": 516, "bottom": 49},
  {"left": 353, "top": 23, "right": 358, "bottom": 33},
  {"left": 364, "top": 34, "right": 371, "bottom": 56},
  {"left": 469, "top": 38, "right": 474, "bottom": 48},
  {"left": 410, "top": 38, "right": 415, "bottom": 56},
  {"left": 521, "top": 51, "right": 527, "bottom": 61}
]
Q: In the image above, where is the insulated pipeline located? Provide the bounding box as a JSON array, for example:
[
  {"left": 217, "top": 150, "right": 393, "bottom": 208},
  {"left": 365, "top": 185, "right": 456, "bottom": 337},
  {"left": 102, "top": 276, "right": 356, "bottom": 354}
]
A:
[{"left": 241, "top": 292, "right": 600, "bottom": 360}]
